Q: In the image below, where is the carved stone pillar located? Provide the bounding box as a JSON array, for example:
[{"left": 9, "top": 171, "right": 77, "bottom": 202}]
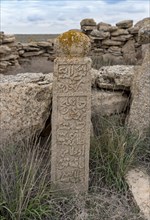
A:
[{"left": 51, "top": 30, "right": 91, "bottom": 192}]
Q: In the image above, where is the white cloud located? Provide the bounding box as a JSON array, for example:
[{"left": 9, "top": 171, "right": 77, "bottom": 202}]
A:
[{"left": 1, "top": 0, "right": 150, "bottom": 34}]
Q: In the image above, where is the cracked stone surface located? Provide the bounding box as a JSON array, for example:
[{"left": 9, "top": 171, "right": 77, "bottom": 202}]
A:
[{"left": 126, "top": 168, "right": 150, "bottom": 220}]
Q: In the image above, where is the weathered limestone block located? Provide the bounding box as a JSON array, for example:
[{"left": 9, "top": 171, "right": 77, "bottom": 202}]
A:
[
  {"left": 80, "top": 19, "right": 97, "bottom": 32},
  {"left": 0, "top": 54, "right": 19, "bottom": 61},
  {"left": 111, "top": 34, "right": 133, "bottom": 42},
  {"left": 27, "top": 42, "right": 38, "bottom": 47},
  {"left": 128, "top": 27, "right": 139, "bottom": 34},
  {"left": 0, "top": 73, "right": 53, "bottom": 146},
  {"left": 80, "top": 18, "right": 96, "bottom": 27},
  {"left": 22, "top": 45, "right": 40, "bottom": 52},
  {"left": 135, "top": 17, "right": 150, "bottom": 29},
  {"left": 108, "top": 46, "right": 122, "bottom": 56},
  {"left": 2, "top": 34, "right": 16, "bottom": 43},
  {"left": 125, "top": 168, "right": 150, "bottom": 220},
  {"left": 95, "top": 65, "right": 135, "bottom": 91},
  {"left": 90, "top": 30, "right": 110, "bottom": 39},
  {"left": 102, "top": 39, "right": 123, "bottom": 46},
  {"left": 0, "top": 45, "right": 11, "bottom": 54},
  {"left": 91, "top": 90, "right": 128, "bottom": 117},
  {"left": 111, "top": 29, "right": 129, "bottom": 36},
  {"left": 51, "top": 31, "right": 91, "bottom": 193},
  {"left": 22, "top": 50, "right": 45, "bottom": 57},
  {"left": 37, "top": 41, "right": 53, "bottom": 47},
  {"left": 122, "top": 39, "right": 137, "bottom": 64},
  {"left": 108, "top": 26, "right": 118, "bottom": 32},
  {"left": 138, "top": 25, "right": 150, "bottom": 44},
  {"left": 97, "top": 22, "right": 111, "bottom": 31},
  {"left": 116, "top": 20, "right": 133, "bottom": 29},
  {"left": 127, "top": 44, "right": 150, "bottom": 136},
  {"left": 102, "top": 53, "right": 125, "bottom": 65}
]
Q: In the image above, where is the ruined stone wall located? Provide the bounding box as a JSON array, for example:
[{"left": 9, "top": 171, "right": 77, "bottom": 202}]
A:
[
  {"left": 0, "top": 32, "right": 20, "bottom": 73},
  {"left": 0, "top": 18, "right": 149, "bottom": 73},
  {"left": 0, "top": 32, "right": 55, "bottom": 73},
  {"left": 80, "top": 17, "right": 149, "bottom": 67}
]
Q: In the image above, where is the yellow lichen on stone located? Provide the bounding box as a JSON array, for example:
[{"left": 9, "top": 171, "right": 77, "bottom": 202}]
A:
[
  {"left": 58, "top": 30, "right": 87, "bottom": 47},
  {"left": 55, "top": 30, "right": 91, "bottom": 57}
]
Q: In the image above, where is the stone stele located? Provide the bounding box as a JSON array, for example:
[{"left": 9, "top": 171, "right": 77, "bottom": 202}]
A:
[{"left": 51, "top": 30, "right": 92, "bottom": 193}]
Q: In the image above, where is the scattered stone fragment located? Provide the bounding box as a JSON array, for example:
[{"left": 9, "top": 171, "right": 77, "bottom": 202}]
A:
[{"left": 126, "top": 168, "right": 150, "bottom": 220}]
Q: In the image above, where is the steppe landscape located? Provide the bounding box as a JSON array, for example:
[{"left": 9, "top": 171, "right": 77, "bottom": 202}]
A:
[
  {"left": 15, "top": 34, "right": 59, "bottom": 43},
  {"left": 0, "top": 0, "right": 150, "bottom": 219}
]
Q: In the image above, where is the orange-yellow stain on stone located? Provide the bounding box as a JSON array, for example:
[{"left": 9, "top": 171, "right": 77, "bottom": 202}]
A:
[
  {"left": 57, "top": 30, "right": 90, "bottom": 57},
  {"left": 58, "top": 30, "right": 89, "bottom": 47}
]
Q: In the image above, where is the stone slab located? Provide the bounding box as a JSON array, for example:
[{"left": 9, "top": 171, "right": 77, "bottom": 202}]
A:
[{"left": 51, "top": 57, "right": 91, "bottom": 193}]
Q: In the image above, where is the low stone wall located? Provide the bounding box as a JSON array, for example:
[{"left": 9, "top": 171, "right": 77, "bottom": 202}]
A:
[
  {"left": 0, "top": 32, "right": 20, "bottom": 73},
  {"left": 0, "top": 32, "right": 55, "bottom": 73},
  {"left": 80, "top": 17, "right": 150, "bottom": 66},
  {"left": 0, "top": 17, "right": 149, "bottom": 74},
  {"left": 18, "top": 40, "right": 55, "bottom": 62}
]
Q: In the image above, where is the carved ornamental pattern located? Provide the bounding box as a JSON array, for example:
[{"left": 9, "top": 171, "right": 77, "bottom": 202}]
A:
[{"left": 51, "top": 58, "right": 91, "bottom": 192}]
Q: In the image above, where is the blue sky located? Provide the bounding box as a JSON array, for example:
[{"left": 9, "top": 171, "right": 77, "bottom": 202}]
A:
[{"left": 1, "top": 0, "right": 150, "bottom": 34}]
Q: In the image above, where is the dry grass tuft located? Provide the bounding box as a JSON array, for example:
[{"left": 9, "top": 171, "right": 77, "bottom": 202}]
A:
[{"left": 0, "top": 116, "right": 149, "bottom": 220}]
